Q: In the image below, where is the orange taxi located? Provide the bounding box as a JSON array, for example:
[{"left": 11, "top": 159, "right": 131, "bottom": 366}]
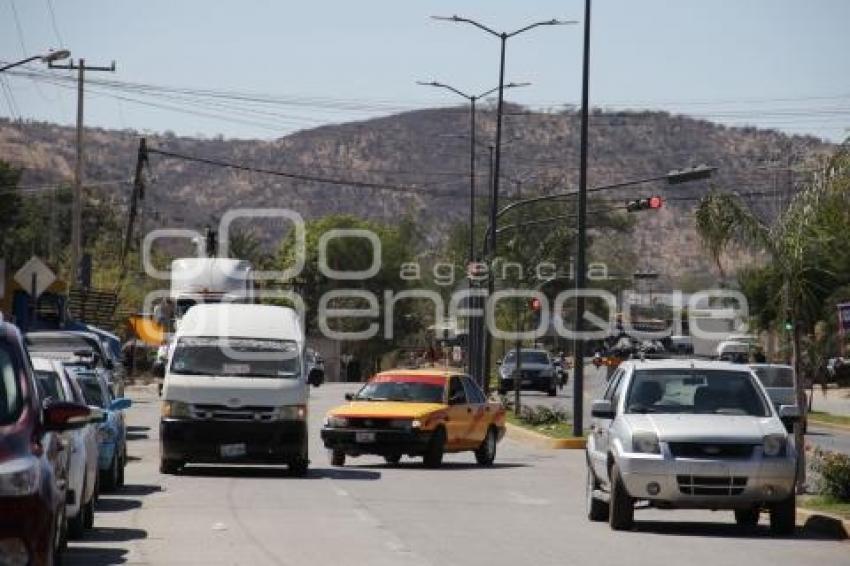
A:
[{"left": 320, "top": 369, "right": 505, "bottom": 468}]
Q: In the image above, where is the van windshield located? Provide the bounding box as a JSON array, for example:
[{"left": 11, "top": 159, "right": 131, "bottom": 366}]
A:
[{"left": 170, "top": 337, "right": 300, "bottom": 379}]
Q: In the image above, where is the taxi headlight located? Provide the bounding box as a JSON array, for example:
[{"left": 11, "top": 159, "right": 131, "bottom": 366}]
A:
[
  {"left": 763, "top": 434, "right": 787, "bottom": 457},
  {"left": 276, "top": 405, "right": 307, "bottom": 420},
  {"left": 632, "top": 431, "right": 661, "bottom": 454},
  {"left": 161, "top": 400, "right": 191, "bottom": 419},
  {"left": 0, "top": 458, "right": 41, "bottom": 497},
  {"left": 324, "top": 415, "right": 349, "bottom": 428}
]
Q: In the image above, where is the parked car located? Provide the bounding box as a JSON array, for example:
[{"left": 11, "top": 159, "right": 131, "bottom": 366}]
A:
[
  {"left": 25, "top": 330, "right": 125, "bottom": 398},
  {"left": 31, "top": 357, "right": 102, "bottom": 539},
  {"left": 749, "top": 364, "right": 806, "bottom": 433},
  {"left": 497, "top": 349, "right": 558, "bottom": 396},
  {"left": 586, "top": 359, "right": 799, "bottom": 535},
  {"left": 68, "top": 368, "right": 131, "bottom": 491},
  {"left": 321, "top": 369, "right": 506, "bottom": 468},
  {"left": 0, "top": 320, "right": 95, "bottom": 565}
]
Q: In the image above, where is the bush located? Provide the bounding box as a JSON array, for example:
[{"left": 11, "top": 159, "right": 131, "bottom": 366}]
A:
[
  {"left": 810, "top": 447, "right": 850, "bottom": 501},
  {"left": 517, "top": 404, "right": 571, "bottom": 426}
]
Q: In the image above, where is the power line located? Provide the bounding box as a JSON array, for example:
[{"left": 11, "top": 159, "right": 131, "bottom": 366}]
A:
[{"left": 44, "top": 0, "right": 64, "bottom": 46}]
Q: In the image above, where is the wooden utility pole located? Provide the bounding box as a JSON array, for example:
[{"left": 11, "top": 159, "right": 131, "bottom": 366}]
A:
[{"left": 48, "top": 58, "right": 116, "bottom": 285}]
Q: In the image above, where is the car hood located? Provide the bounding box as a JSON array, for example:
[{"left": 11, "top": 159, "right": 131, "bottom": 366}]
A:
[
  {"left": 501, "top": 363, "right": 551, "bottom": 371},
  {"left": 623, "top": 413, "right": 785, "bottom": 443},
  {"left": 329, "top": 401, "right": 445, "bottom": 419}
]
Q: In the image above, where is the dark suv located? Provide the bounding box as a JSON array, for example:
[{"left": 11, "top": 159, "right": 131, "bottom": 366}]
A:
[{"left": 0, "top": 321, "right": 95, "bottom": 566}]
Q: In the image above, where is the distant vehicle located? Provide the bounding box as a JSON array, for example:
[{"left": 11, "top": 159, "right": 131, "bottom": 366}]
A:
[
  {"left": 586, "top": 359, "right": 799, "bottom": 535},
  {"left": 25, "top": 330, "right": 124, "bottom": 397},
  {"left": 31, "top": 357, "right": 102, "bottom": 538},
  {"left": 0, "top": 321, "right": 96, "bottom": 565},
  {"left": 497, "top": 349, "right": 558, "bottom": 396},
  {"left": 160, "top": 303, "right": 315, "bottom": 476},
  {"left": 668, "top": 335, "right": 694, "bottom": 354},
  {"left": 750, "top": 364, "right": 806, "bottom": 433},
  {"left": 321, "top": 369, "right": 506, "bottom": 468},
  {"left": 70, "top": 369, "right": 132, "bottom": 491},
  {"left": 826, "top": 357, "right": 850, "bottom": 386},
  {"left": 715, "top": 340, "right": 751, "bottom": 363},
  {"left": 170, "top": 258, "right": 255, "bottom": 320}
]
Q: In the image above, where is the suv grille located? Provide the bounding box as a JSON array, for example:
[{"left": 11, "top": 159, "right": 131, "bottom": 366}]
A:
[
  {"left": 669, "top": 442, "right": 755, "bottom": 459},
  {"left": 677, "top": 475, "right": 747, "bottom": 496},
  {"left": 191, "top": 404, "right": 276, "bottom": 422}
]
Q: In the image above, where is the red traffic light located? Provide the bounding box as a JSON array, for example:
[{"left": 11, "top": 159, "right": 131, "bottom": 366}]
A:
[
  {"left": 530, "top": 297, "right": 542, "bottom": 311},
  {"left": 648, "top": 196, "right": 663, "bottom": 209},
  {"left": 626, "top": 196, "right": 664, "bottom": 212}
]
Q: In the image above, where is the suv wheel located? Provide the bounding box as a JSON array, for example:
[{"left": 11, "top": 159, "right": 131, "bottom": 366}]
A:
[
  {"left": 289, "top": 458, "right": 309, "bottom": 477},
  {"left": 159, "top": 458, "right": 183, "bottom": 475},
  {"left": 101, "top": 455, "right": 119, "bottom": 491},
  {"left": 547, "top": 381, "right": 557, "bottom": 397},
  {"left": 769, "top": 493, "right": 796, "bottom": 536},
  {"left": 734, "top": 508, "right": 760, "bottom": 527},
  {"left": 586, "top": 465, "right": 608, "bottom": 522},
  {"left": 609, "top": 463, "right": 634, "bottom": 530}
]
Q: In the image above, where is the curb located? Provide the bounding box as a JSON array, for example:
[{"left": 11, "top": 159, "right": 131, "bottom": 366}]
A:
[
  {"left": 807, "top": 418, "right": 850, "bottom": 433},
  {"left": 796, "top": 507, "right": 850, "bottom": 539},
  {"left": 505, "top": 423, "right": 586, "bottom": 450}
]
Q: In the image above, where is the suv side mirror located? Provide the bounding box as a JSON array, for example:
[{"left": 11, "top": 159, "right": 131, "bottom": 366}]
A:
[
  {"left": 778, "top": 404, "right": 800, "bottom": 420},
  {"left": 591, "top": 399, "right": 615, "bottom": 419},
  {"left": 43, "top": 401, "right": 92, "bottom": 431}
]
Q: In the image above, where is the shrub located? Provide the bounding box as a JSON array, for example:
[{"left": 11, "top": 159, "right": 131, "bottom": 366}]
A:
[{"left": 810, "top": 447, "right": 850, "bottom": 501}]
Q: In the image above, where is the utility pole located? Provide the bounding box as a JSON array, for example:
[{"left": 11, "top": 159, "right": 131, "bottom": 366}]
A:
[{"left": 49, "top": 58, "right": 116, "bottom": 286}]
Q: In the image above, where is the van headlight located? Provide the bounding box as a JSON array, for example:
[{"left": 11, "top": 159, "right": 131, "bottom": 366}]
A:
[
  {"left": 763, "top": 434, "right": 787, "bottom": 457},
  {"left": 324, "top": 415, "right": 349, "bottom": 428},
  {"left": 632, "top": 431, "right": 661, "bottom": 454},
  {"left": 275, "top": 405, "right": 307, "bottom": 420},
  {"left": 0, "top": 458, "right": 41, "bottom": 497},
  {"left": 162, "top": 400, "right": 191, "bottom": 419}
]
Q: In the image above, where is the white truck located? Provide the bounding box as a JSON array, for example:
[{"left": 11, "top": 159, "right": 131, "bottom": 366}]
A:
[{"left": 170, "top": 258, "right": 255, "bottom": 320}]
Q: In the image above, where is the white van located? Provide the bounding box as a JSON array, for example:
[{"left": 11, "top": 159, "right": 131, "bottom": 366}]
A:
[{"left": 159, "top": 303, "right": 318, "bottom": 476}]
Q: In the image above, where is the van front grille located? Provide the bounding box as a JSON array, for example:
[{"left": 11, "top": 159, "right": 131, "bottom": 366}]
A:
[{"left": 191, "top": 404, "right": 276, "bottom": 422}]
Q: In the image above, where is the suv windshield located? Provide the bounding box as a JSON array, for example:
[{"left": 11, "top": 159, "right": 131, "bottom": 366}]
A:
[
  {"left": 752, "top": 366, "right": 794, "bottom": 388},
  {"left": 355, "top": 380, "right": 445, "bottom": 403},
  {"left": 626, "top": 369, "right": 770, "bottom": 417},
  {"left": 0, "top": 344, "right": 22, "bottom": 425},
  {"left": 170, "top": 337, "right": 300, "bottom": 378},
  {"left": 503, "top": 351, "right": 549, "bottom": 365}
]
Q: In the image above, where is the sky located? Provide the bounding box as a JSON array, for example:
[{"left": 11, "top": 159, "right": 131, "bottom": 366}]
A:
[{"left": 1, "top": 0, "right": 848, "bottom": 142}]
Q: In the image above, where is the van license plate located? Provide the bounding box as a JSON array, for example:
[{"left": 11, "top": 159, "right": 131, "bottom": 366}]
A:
[
  {"left": 355, "top": 432, "right": 376, "bottom": 443},
  {"left": 220, "top": 443, "right": 247, "bottom": 458}
]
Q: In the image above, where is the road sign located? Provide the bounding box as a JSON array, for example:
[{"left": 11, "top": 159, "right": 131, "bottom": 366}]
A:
[{"left": 14, "top": 256, "right": 56, "bottom": 298}]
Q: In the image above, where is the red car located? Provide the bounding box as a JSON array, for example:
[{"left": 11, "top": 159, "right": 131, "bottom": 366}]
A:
[{"left": 0, "top": 321, "right": 96, "bottom": 566}]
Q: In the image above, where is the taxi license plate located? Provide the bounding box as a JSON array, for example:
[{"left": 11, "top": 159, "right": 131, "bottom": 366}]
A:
[
  {"left": 220, "top": 443, "right": 247, "bottom": 458},
  {"left": 355, "top": 432, "right": 376, "bottom": 443}
]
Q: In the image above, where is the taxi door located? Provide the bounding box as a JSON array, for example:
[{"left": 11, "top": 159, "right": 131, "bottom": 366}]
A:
[
  {"left": 445, "top": 376, "right": 474, "bottom": 449},
  {"left": 461, "top": 376, "right": 490, "bottom": 446}
]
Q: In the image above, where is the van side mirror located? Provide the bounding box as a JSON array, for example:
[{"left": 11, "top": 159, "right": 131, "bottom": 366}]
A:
[{"left": 591, "top": 399, "right": 615, "bottom": 419}]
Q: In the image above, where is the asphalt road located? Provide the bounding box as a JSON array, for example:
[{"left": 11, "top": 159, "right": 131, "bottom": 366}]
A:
[{"left": 65, "top": 381, "right": 848, "bottom": 566}]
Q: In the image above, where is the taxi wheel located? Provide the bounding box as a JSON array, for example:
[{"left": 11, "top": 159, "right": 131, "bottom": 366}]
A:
[
  {"left": 330, "top": 450, "right": 346, "bottom": 467},
  {"left": 609, "top": 463, "right": 634, "bottom": 530},
  {"left": 474, "top": 428, "right": 497, "bottom": 466},
  {"left": 423, "top": 427, "right": 446, "bottom": 468},
  {"left": 384, "top": 453, "right": 402, "bottom": 466}
]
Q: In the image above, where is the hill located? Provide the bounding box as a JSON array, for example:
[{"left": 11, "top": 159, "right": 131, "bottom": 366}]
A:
[{"left": 0, "top": 107, "right": 834, "bottom": 283}]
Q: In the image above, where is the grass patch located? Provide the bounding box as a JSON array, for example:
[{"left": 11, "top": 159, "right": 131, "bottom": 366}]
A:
[
  {"left": 800, "top": 495, "right": 850, "bottom": 520},
  {"left": 505, "top": 411, "right": 574, "bottom": 439},
  {"left": 809, "top": 411, "right": 850, "bottom": 427}
]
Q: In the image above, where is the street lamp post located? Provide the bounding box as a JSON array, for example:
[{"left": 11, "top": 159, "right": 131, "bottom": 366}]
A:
[
  {"left": 433, "top": 14, "right": 575, "bottom": 393},
  {"left": 0, "top": 49, "right": 69, "bottom": 73}
]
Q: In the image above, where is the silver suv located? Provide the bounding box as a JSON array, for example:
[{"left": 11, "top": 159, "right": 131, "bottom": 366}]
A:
[{"left": 585, "top": 359, "right": 799, "bottom": 535}]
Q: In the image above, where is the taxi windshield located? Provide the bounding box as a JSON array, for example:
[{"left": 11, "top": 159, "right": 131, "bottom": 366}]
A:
[{"left": 355, "top": 380, "right": 445, "bottom": 403}]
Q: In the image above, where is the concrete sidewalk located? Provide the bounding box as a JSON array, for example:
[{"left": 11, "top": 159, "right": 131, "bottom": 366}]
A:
[{"left": 809, "top": 386, "right": 850, "bottom": 417}]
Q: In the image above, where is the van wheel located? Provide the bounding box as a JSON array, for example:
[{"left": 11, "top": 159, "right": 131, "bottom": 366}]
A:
[
  {"left": 769, "top": 493, "right": 796, "bottom": 536},
  {"left": 159, "top": 458, "right": 183, "bottom": 475},
  {"left": 330, "top": 450, "right": 346, "bottom": 467},
  {"left": 289, "top": 458, "right": 309, "bottom": 477},
  {"left": 734, "top": 509, "right": 760, "bottom": 527},
  {"left": 423, "top": 427, "right": 446, "bottom": 468},
  {"left": 609, "top": 463, "right": 634, "bottom": 530}
]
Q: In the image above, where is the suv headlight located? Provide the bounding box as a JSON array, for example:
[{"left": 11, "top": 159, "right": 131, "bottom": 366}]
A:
[
  {"left": 275, "top": 405, "right": 307, "bottom": 420},
  {"left": 324, "top": 415, "right": 349, "bottom": 428},
  {"left": 0, "top": 458, "right": 41, "bottom": 497},
  {"left": 632, "top": 431, "right": 661, "bottom": 454},
  {"left": 763, "top": 434, "right": 787, "bottom": 457},
  {"left": 161, "top": 400, "right": 191, "bottom": 419}
]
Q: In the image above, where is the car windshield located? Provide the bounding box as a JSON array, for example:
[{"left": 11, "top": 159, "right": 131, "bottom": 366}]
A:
[
  {"left": 78, "top": 377, "right": 107, "bottom": 408},
  {"left": 170, "top": 337, "right": 300, "bottom": 378},
  {"left": 34, "top": 370, "right": 64, "bottom": 401},
  {"left": 503, "top": 351, "right": 549, "bottom": 365},
  {"left": 752, "top": 366, "right": 794, "bottom": 388},
  {"left": 0, "top": 345, "right": 22, "bottom": 425},
  {"left": 625, "top": 369, "right": 770, "bottom": 417},
  {"left": 355, "top": 379, "right": 445, "bottom": 403}
]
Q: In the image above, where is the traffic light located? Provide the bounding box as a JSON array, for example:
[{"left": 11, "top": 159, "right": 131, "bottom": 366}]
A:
[{"left": 626, "top": 196, "right": 664, "bottom": 212}]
